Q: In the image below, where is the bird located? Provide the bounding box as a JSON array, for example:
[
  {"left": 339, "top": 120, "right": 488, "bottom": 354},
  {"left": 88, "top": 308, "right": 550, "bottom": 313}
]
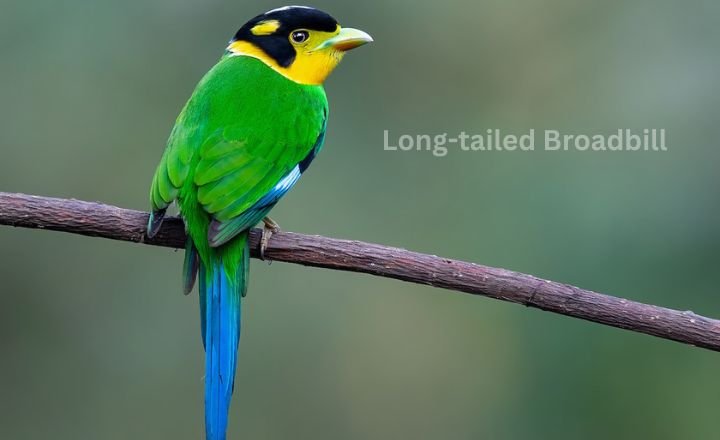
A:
[{"left": 146, "top": 6, "right": 371, "bottom": 440}]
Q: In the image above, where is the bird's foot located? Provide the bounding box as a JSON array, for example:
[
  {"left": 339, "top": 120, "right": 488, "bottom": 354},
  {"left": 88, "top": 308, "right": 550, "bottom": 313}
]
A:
[{"left": 259, "top": 217, "right": 281, "bottom": 261}]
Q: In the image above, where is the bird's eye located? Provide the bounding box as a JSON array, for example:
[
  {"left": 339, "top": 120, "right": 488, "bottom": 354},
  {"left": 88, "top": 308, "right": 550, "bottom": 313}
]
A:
[{"left": 290, "top": 30, "right": 309, "bottom": 44}]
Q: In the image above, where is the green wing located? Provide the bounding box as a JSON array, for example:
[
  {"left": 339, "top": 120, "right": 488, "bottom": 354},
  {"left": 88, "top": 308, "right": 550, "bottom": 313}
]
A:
[
  {"left": 149, "top": 55, "right": 327, "bottom": 245},
  {"left": 150, "top": 120, "right": 196, "bottom": 213}
]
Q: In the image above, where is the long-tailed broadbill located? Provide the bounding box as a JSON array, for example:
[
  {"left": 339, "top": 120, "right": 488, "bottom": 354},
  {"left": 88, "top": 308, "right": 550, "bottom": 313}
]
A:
[{"left": 146, "top": 6, "right": 372, "bottom": 439}]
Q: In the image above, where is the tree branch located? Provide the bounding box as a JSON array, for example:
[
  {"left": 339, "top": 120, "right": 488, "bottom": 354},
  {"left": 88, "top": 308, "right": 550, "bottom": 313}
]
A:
[{"left": 1, "top": 191, "right": 718, "bottom": 351}]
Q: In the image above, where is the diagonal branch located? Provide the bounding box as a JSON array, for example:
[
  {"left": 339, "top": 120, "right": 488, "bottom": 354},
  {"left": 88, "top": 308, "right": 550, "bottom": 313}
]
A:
[{"left": 1, "top": 191, "right": 719, "bottom": 351}]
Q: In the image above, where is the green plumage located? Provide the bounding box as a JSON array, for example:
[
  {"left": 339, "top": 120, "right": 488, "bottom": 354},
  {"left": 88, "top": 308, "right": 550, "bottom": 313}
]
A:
[
  {"left": 151, "top": 55, "right": 327, "bottom": 253},
  {"left": 148, "top": 54, "right": 328, "bottom": 439}
]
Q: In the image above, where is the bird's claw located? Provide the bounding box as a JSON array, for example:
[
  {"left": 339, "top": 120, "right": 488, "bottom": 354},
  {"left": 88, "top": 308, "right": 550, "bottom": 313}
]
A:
[{"left": 259, "top": 217, "right": 281, "bottom": 261}]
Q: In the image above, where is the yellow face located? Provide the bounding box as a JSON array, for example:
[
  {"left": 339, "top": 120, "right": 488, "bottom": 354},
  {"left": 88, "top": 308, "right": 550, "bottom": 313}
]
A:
[{"left": 227, "top": 8, "right": 372, "bottom": 85}]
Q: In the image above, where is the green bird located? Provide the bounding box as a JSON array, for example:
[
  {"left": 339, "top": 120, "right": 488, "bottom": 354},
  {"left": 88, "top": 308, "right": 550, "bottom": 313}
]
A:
[{"left": 146, "top": 6, "right": 371, "bottom": 439}]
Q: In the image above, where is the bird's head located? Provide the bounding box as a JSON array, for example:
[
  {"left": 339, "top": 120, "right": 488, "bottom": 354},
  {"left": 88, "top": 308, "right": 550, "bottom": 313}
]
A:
[{"left": 227, "top": 6, "right": 372, "bottom": 85}]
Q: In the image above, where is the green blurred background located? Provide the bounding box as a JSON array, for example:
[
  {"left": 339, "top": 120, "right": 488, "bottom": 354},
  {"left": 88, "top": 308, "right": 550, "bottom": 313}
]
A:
[{"left": 1, "top": 0, "right": 719, "bottom": 438}]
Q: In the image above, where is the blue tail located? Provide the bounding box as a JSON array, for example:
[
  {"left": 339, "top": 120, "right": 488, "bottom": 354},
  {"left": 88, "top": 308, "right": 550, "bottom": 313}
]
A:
[{"left": 198, "top": 235, "right": 248, "bottom": 440}]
